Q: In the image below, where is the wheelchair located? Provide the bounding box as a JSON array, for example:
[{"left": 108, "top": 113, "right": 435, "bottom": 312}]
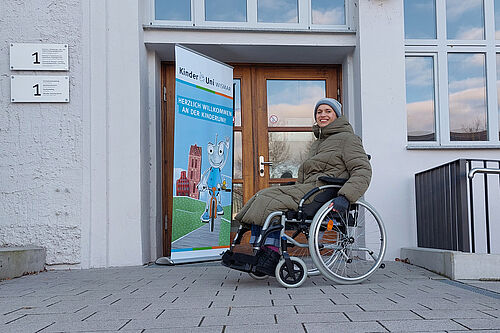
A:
[{"left": 222, "top": 176, "right": 387, "bottom": 288}]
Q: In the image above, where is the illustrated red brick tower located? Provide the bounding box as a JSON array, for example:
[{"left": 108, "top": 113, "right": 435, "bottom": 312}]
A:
[
  {"left": 176, "top": 171, "right": 190, "bottom": 196},
  {"left": 187, "top": 144, "right": 202, "bottom": 199}
]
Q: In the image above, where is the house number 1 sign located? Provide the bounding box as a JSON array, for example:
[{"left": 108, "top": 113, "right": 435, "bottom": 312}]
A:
[
  {"left": 11, "top": 76, "right": 70, "bottom": 103},
  {"left": 10, "top": 43, "right": 69, "bottom": 71}
]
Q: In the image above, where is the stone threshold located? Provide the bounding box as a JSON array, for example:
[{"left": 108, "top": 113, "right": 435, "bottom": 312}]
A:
[
  {"left": 0, "top": 246, "right": 46, "bottom": 280},
  {"left": 401, "top": 247, "right": 500, "bottom": 280}
]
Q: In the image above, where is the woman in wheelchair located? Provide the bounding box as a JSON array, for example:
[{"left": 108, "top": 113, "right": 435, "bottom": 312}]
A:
[{"left": 223, "top": 98, "right": 381, "bottom": 286}]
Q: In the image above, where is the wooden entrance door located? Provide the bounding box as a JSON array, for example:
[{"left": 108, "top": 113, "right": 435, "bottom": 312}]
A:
[
  {"left": 215, "top": 65, "right": 341, "bottom": 243},
  {"left": 161, "top": 64, "right": 341, "bottom": 255}
]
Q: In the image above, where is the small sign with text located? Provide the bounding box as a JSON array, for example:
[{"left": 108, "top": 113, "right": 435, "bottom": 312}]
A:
[
  {"left": 10, "top": 43, "right": 69, "bottom": 71},
  {"left": 11, "top": 75, "right": 69, "bottom": 103}
]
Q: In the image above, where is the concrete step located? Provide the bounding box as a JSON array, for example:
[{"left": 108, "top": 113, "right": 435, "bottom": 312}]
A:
[
  {"left": 401, "top": 247, "right": 500, "bottom": 280},
  {"left": 0, "top": 246, "right": 46, "bottom": 280}
]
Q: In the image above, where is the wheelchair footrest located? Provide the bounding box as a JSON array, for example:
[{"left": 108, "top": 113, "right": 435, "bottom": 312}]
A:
[{"left": 221, "top": 250, "right": 258, "bottom": 273}]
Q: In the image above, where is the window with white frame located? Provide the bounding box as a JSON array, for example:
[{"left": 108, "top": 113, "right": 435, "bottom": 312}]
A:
[
  {"left": 404, "top": 0, "right": 500, "bottom": 146},
  {"left": 206, "top": 0, "right": 247, "bottom": 22},
  {"left": 151, "top": 0, "right": 350, "bottom": 30},
  {"left": 155, "top": 0, "right": 191, "bottom": 21}
]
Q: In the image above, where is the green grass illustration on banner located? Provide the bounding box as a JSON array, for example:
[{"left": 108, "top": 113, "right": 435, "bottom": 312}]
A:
[
  {"left": 218, "top": 205, "right": 232, "bottom": 247},
  {"left": 172, "top": 196, "right": 231, "bottom": 246},
  {"left": 172, "top": 197, "right": 205, "bottom": 242}
]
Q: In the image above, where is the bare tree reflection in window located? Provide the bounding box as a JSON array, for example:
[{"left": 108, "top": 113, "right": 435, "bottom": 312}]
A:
[
  {"left": 231, "top": 184, "right": 243, "bottom": 220},
  {"left": 268, "top": 132, "right": 315, "bottom": 179},
  {"left": 268, "top": 136, "right": 292, "bottom": 179},
  {"left": 454, "top": 116, "right": 487, "bottom": 141}
]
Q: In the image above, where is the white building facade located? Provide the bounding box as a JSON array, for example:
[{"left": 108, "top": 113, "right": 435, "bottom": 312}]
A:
[{"left": 1, "top": 0, "right": 499, "bottom": 268}]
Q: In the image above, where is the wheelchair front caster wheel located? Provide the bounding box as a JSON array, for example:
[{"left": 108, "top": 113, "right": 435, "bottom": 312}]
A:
[
  {"left": 249, "top": 272, "right": 268, "bottom": 280},
  {"left": 275, "top": 257, "right": 307, "bottom": 288}
]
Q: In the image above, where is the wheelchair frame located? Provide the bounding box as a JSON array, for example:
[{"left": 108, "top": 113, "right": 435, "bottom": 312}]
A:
[{"left": 227, "top": 178, "right": 387, "bottom": 287}]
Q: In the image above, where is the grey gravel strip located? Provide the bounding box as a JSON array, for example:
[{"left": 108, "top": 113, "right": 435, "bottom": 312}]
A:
[{"left": 439, "top": 280, "right": 500, "bottom": 300}]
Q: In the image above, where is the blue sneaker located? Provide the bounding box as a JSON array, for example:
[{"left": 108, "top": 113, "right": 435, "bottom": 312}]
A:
[
  {"left": 201, "top": 210, "right": 210, "bottom": 223},
  {"left": 217, "top": 204, "right": 224, "bottom": 215}
]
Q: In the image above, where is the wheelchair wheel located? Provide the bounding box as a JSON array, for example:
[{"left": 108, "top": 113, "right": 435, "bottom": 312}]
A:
[
  {"left": 275, "top": 257, "right": 307, "bottom": 288},
  {"left": 309, "top": 199, "right": 386, "bottom": 284},
  {"left": 248, "top": 272, "right": 268, "bottom": 280}
]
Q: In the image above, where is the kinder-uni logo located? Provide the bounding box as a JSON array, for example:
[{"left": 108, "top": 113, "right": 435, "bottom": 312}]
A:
[
  {"left": 179, "top": 67, "right": 200, "bottom": 80},
  {"left": 179, "top": 67, "right": 232, "bottom": 93}
]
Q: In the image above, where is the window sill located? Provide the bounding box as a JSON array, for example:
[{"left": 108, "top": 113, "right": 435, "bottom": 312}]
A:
[
  {"left": 407, "top": 144, "right": 500, "bottom": 150},
  {"left": 143, "top": 24, "right": 356, "bottom": 34}
]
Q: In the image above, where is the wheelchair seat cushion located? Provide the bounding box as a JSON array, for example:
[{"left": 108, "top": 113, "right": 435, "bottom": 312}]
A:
[{"left": 302, "top": 187, "right": 339, "bottom": 218}]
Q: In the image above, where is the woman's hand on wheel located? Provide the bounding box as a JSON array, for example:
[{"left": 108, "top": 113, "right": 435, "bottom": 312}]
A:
[{"left": 332, "top": 195, "right": 350, "bottom": 213}]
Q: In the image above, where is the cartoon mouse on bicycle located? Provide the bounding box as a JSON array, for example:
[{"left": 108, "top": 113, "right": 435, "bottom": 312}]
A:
[{"left": 197, "top": 134, "right": 231, "bottom": 229}]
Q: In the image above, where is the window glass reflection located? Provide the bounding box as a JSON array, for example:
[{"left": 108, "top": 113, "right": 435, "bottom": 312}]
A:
[
  {"left": 155, "top": 0, "right": 191, "bottom": 21},
  {"left": 496, "top": 54, "right": 500, "bottom": 139},
  {"left": 446, "top": 0, "right": 484, "bottom": 40},
  {"left": 268, "top": 132, "right": 315, "bottom": 179},
  {"left": 266, "top": 80, "right": 326, "bottom": 127},
  {"left": 495, "top": 0, "right": 500, "bottom": 39},
  {"left": 404, "top": 0, "right": 436, "bottom": 39},
  {"left": 233, "top": 132, "right": 242, "bottom": 179},
  {"left": 312, "top": 0, "right": 345, "bottom": 25},
  {"left": 231, "top": 183, "right": 243, "bottom": 221},
  {"left": 258, "top": 0, "right": 298, "bottom": 23},
  {"left": 206, "top": 0, "right": 246, "bottom": 22},
  {"left": 448, "top": 53, "right": 487, "bottom": 141},
  {"left": 233, "top": 79, "right": 241, "bottom": 126},
  {"left": 405, "top": 57, "right": 436, "bottom": 141}
]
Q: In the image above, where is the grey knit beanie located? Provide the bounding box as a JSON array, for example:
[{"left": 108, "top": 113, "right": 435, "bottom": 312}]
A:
[{"left": 314, "top": 98, "right": 342, "bottom": 119}]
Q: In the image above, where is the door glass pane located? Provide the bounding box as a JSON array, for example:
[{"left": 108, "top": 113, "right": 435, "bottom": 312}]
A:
[
  {"left": 267, "top": 80, "right": 326, "bottom": 127},
  {"left": 404, "top": 0, "right": 436, "bottom": 39},
  {"left": 446, "top": 0, "right": 484, "bottom": 40},
  {"left": 405, "top": 56, "right": 436, "bottom": 141},
  {"left": 496, "top": 0, "right": 500, "bottom": 39},
  {"left": 258, "top": 0, "right": 298, "bottom": 23},
  {"left": 268, "top": 132, "right": 315, "bottom": 179},
  {"left": 205, "top": 0, "right": 247, "bottom": 22},
  {"left": 497, "top": 54, "right": 500, "bottom": 139},
  {"left": 312, "top": 0, "right": 345, "bottom": 25},
  {"left": 234, "top": 79, "right": 241, "bottom": 126},
  {"left": 233, "top": 131, "right": 242, "bottom": 179},
  {"left": 232, "top": 183, "right": 243, "bottom": 220},
  {"left": 155, "top": 0, "right": 191, "bottom": 21},
  {"left": 448, "top": 53, "right": 487, "bottom": 141}
]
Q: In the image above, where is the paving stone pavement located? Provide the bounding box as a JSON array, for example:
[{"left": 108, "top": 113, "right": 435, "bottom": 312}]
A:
[{"left": 1, "top": 261, "right": 500, "bottom": 333}]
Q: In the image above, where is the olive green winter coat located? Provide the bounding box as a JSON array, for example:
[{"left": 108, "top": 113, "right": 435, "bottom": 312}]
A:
[{"left": 234, "top": 116, "right": 372, "bottom": 227}]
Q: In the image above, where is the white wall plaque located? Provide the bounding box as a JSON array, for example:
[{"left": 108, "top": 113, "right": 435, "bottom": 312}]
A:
[
  {"left": 10, "top": 43, "right": 69, "bottom": 71},
  {"left": 11, "top": 75, "right": 70, "bottom": 103}
]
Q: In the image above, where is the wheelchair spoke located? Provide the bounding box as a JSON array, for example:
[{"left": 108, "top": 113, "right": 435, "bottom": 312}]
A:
[
  {"left": 309, "top": 200, "right": 387, "bottom": 284},
  {"left": 318, "top": 244, "right": 342, "bottom": 250}
]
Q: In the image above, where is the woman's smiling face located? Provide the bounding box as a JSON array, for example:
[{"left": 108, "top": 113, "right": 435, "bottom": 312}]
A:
[{"left": 315, "top": 104, "right": 337, "bottom": 127}]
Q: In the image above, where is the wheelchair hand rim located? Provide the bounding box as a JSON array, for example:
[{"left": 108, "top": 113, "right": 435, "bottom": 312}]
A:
[{"left": 308, "top": 199, "right": 387, "bottom": 284}]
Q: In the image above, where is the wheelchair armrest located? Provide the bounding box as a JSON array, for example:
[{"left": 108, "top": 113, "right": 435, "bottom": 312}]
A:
[{"left": 318, "top": 176, "right": 348, "bottom": 186}]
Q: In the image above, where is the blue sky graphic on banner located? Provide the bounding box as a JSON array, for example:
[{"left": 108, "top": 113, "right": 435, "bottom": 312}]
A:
[{"left": 171, "top": 45, "right": 234, "bottom": 263}]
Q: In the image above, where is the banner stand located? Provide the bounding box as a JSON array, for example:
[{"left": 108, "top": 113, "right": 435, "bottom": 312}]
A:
[
  {"left": 155, "top": 255, "right": 223, "bottom": 266},
  {"left": 159, "top": 45, "right": 234, "bottom": 265},
  {"left": 155, "top": 257, "right": 174, "bottom": 265}
]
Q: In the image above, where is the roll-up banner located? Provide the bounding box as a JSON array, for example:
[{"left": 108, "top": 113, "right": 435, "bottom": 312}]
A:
[{"left": 170, "top": 45, "right": 234, "bottom": 264}]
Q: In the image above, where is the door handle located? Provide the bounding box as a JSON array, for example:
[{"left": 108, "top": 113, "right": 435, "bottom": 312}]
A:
[{"left": 259, "top": 155, "right": 273, "bottom": 177}]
